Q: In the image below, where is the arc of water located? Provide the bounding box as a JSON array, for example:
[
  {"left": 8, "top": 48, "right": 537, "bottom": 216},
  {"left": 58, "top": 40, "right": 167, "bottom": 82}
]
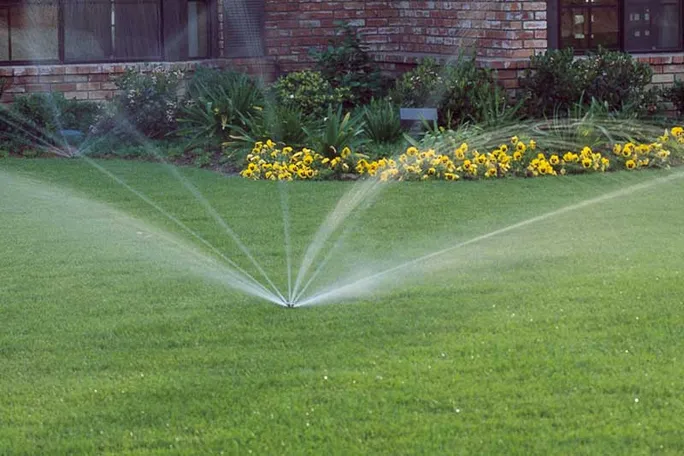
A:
[
  {"left": 291, "top": 178, "right": 384, "bottom": 303},
  {"left": 296, "top": 171, "right": 684, "bottom": 306},
  {"left": 80, "top": 158, "right": 281, "bottom": 303},
  {"left": 291, "top": 179, "right": 386, "bottom": 305},
  {"left": 113, "top": 209, "right": 284, "bottom": 305},
  {"left": 108, "top": 119, "right": 288, "bottom": 304}
]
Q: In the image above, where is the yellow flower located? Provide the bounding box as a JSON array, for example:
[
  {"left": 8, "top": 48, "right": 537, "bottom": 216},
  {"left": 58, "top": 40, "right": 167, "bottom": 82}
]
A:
[
  {"left": 406, "top": 146, "right": 418, "bottom": 156},
  {"left": 476, "top": 153, "right": 487, "bottom": 165},
  {"left": 303, "top": 155, "right": 314, "bottom": 166},
  {"left": 613, "top": 144, "right": 622, "bottom": 155},
  {"left": 639, "top": 158, "right": 650, "bottom": 167},
  {"left": 625, "top": 159, "right": 636, "bottom": 170},
  {"left": 549, "top": 155, "right": 560, "bottom": 165},
  {"left": 563, "top": 152, "right": 578, "bottom": 163},
  {"left": 427, "top": 167, "right": 436, "bottom": 176},
  {"left": 516, "top": 142, "right": 526, "bottom": 153},
  {"left": 513, "top": 151, "right": 522, "bottom": 161},
  {"left": 500, "top": 144, "right": 509, "bottom": 153},
  {"left": 282, "top": 146, "right": 293, "bottom": 154},
  {"left": 341, "top": 147, "right": 351, "bottom": 159},
  {"left": 511, "top": 136, "right": 519, "bottom": 145},
  {"left": 529, "top": 140, "right": 536, "bottom": 150},
  {"left": 671, "top": 126, "right": 683, "bottom": 137},
  {"left": 657, "top": 149, "right": 671, "bottom": 159},
  {"left": 454, "top": 149, "right": 466, "bottom": 160},
  {"left": 241, "top": 169, "right": 254, "bottom": 178},
  {"left": 485, "top": 167, "right": 497, "bottom": 178},
  {"left": 581, "top": 158, "right": 592, "bottom": 168},
  {"left": 444, "top": 173, "right": 459, "bottom": 181}
]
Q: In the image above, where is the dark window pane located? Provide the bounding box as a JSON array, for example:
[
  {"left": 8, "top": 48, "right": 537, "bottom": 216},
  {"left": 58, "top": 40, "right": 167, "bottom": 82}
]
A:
[
  {"left": 64, "top": 0, "right": 113, "bottom": 61},
  {"left": 114, "top": 1, "right": 161, "bottom": 59},
  {"left": 561, "top": 8, "right": 589, "bottom": 49},
  {"left": 224, "top": 0, "right": 265, "bottom": 58},
  {"left": 625, "top": 0, "right": 681, "bottom": 51},
  {"left": 9, "top": 2, "right": 58, "bottom": 61},
  {"left": 562, "top": 0, "right": 617, "bottom": 5},
  {"left": 188, "top": 0, "right": 209, "bottom": 58},
  {"left": 0, "top": 8, "right": 8, "bottom": 61},
  {"left": 591, "top": 7, "right": 619, "bottom": 48}
]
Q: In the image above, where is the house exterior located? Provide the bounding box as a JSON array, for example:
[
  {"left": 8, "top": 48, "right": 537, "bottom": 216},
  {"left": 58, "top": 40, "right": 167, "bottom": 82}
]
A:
[{"left": 1, "top": 0, "right": 683, "bottom": 102}]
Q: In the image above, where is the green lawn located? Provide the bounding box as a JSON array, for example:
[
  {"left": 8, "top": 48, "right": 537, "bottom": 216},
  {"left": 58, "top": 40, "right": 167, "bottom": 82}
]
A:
[{"left": 1, "top": 158, "right": 684, "bottom": 455}]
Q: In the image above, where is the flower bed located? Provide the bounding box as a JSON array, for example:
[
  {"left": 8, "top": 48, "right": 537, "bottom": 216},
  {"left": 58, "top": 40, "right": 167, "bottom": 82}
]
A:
[{"left": 240, "top": 128, "right": 682, "bottom": 182}]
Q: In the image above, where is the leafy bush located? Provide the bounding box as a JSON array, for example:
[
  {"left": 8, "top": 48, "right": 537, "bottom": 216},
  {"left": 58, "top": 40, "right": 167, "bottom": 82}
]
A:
[
  {"left": 0, "top": 92, "right": 100, "bottom": 150},
  {"left": 303, "top": 105, "right": 367, "bottom": 158},
  {"left": 390, "top": 56, "right": 508, "bottom": 129},
  {"left": 177, "top": 67, "right": 265, "bottom": 143},
  {"left": 521, "top": 47, "right": 656, "bottom": 117},
  {"left": 272, "top": 70, "right": 351, "bottom": 119},
  {"left": 227, "top": 103, "right": 312, "bottom": 152},
  {"left": 100, "top": 67, "right": 183, "bottom": 139},
  {"left": 310, "top": 23, "right": 388, "bottom": 106},
  {"left": 664, "top": 80, "right": 684, "bottom": 116},
  {"left": 363, "top": 99, "right": 403, "bottom": 144}
]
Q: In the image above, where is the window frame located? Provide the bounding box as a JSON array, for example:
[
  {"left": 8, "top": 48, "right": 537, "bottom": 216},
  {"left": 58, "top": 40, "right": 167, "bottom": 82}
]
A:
[
  {"left": 0, "top": 0, "right": 214, "bottom": 66},
  {"left": 557, "top": 0, "right": 684, "bottom": 53}
]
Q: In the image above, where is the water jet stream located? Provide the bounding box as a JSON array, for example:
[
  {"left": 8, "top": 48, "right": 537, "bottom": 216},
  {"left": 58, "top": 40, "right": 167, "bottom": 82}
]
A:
[{"left": 295, "top": 171, "right": 684, "bottom": 307}]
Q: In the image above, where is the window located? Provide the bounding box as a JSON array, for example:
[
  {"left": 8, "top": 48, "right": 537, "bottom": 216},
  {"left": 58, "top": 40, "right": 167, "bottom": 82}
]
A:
[
  {"left": 1, "top": 0, "right": 213, "bottom": 65},
  {"left": 560, "top": 0, "right": 683, "bottom": 52},
  {"left": 188, "top": 0, "right": 209, "bottom": 58},
  {"left": 0, "top": 1, "right": 59, "bottom": 62}
]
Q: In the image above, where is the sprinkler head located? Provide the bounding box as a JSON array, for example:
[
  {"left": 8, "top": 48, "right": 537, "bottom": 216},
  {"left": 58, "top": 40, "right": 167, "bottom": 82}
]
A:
[{"left": 286, "top": 301, "right": 295, "bottom": 308}]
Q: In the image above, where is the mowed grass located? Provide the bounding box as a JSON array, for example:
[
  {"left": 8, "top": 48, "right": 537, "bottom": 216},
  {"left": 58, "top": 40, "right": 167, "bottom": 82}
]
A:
[{"left": 1, "top": 158, "right": 684, "bottom": 455}]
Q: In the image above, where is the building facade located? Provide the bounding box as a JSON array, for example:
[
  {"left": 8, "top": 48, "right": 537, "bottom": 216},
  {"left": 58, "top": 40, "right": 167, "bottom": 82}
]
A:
[{"left": 1, "top": 1, "right": 683, "bottom": 102}]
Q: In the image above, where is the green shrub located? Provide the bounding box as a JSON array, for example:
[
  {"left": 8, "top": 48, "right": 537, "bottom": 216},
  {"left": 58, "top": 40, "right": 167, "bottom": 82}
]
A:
[
  {"left": 303, "top": 105, "right": 367, "bottom": 158},
  {"left": 0, "top": 93, "right": 100, "bottom": 152},
  {"left": 390, "top": 56, "right": 508, "bottom": 129},
  {"left": 521, "top": 47, "right": 656, "bottom": 117},
  {"left": 103, "top": 67, "right": 183, "bottom": 139},
  {"left": 363, "top": 99, "right": 403, "bottom": 144},
  {"left": 177, "top": 67, "right": 265, "bottom": 143},
  {"left": 664, "top": 80, "right": 684, "bottom": 116},
  {"left": 272, "top": 70, "right": 351, "bottom": 119},
  {"left": 310, "top": 23, "right": 388, "bottom": 106}
]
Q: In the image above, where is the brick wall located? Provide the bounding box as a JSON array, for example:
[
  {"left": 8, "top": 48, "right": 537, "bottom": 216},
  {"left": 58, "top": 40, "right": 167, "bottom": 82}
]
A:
[{"left": 264, "top": 0, "right": 548, "bottom": 75}]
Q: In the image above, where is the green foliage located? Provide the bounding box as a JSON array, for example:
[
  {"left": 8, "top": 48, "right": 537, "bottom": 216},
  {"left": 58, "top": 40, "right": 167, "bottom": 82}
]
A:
[
  {"left": 272, "top": 70, "right": 351, "bottom": 119},
  {"left": 0, "top": 92, "right": 100, "bottom": 153},
  {"left": 105, "top": 67, "right": 183, "bottom": 139},
  {"left": 664, "top": 80, "right": 684, "bottom": 116},
  {"left": 303, "top": 105, "right": 367, "bottom": 158},
  {"left": 521, "top": 47, "right": 657, "bottom": 117},
  {"left": 390, "top": 56, "right": 508, "bottom": 129},
  {"left": 177, "top": 67, "right": 265, "bottom": 143},
  {"left": 310, "top": 23, "right": 387, "bottom": 106},
  {"left": 362, "top": 99, "right": 403, "bottom": 144},
  {"left": 227, "top": 103, "right": 312, "bottom": 153}
]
